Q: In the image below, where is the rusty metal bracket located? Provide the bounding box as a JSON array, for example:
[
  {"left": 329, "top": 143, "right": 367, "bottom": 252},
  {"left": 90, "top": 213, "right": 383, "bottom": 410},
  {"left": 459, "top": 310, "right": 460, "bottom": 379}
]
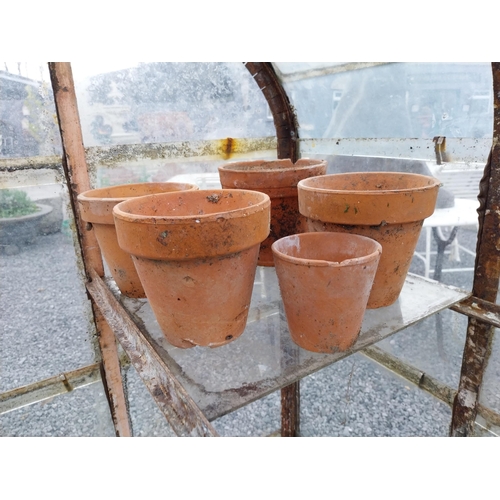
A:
[{"left": 451, "top": 295, "right": 500, "bottom": 329}]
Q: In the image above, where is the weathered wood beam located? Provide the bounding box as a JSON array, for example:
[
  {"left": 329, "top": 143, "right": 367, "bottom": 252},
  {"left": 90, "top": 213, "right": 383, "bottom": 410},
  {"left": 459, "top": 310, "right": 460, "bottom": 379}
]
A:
[{"left": 49, "top": 62, "right": 132, "bottom": 437}]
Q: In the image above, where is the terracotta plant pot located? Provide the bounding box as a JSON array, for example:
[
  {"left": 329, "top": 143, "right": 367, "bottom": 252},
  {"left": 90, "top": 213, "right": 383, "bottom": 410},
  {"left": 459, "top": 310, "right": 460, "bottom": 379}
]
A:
[
  {"left": 113, "top": 189, "right": 270, "bottom": 348},
  {"left": 218, "top": 158, "right": 327, "bottom": 266},
  {"left": 272, "top": 232, "right": 382, "bottom": 353},
  {"left": 298, "top": 172, "right": 440, "bottom": 308},
  {"left": 77, "top": 182, "right": 198, "bottom": 298}
]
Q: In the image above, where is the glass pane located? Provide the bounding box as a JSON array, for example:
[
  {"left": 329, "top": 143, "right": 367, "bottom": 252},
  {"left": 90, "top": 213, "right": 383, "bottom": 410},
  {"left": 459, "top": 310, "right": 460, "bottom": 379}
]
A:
[
  {"left": 374, "top": 193, "right": 477, "bottom": 392},
  {"left": 71, "top": 62, "right": 277, "bottom": 190},
  {"left": 1, "top": 63, "right": 61, "bottom": 157},
  {"left": 213, "top": 392, "right": 280, "bottom": 437},
  {"left": 1, "top": 64, "right": 97, "bottom": 392},
  {"left": 73, "top": 62, "right": 275, "bottom": 147},
  {"left": 479, "top": 327, "right": 500, "bottom": 414},
  {"left": 300, "top": 353, "right": 453, "bottom": 436},
  {"left": 123, "top": 362, "right": 176, "bottom": 437},
  {"left": 0, "top": 380, "right": 115, "bottom": 436},
  {"left": 124, "top": 360, "right": 282, "bottom": 437},
  {"left": 411, "top": 220, "right": 477, "bottom": 290},
  {"left": 117, "top": 265, "right": 467, "bottom": 422},
  {"left": 277, "top": 62, "right": 493, "bottom": 140},
  {"left": 376, "top": 309, "right": 467, "bottom": 390},
  {"left": 475, "top": 414, "right": 500, "bottom": 437},
  {"left": 0, "top": 179, "right": 97, "bottom": 391}
]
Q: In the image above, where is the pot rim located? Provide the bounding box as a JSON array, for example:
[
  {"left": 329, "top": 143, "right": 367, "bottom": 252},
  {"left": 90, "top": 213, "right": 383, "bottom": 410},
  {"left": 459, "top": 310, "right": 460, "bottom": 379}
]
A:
[
  {"left": 298, "top": 171, "right": 441, "bottom": 195},
  {"left": 272, "top": 232, "right": 382, "bottom": 268},
  {"left": 113, "top": 188, "right": 270, "bottom": 225},
  {"left": 78, "top": 182, "right": 198, "bottom": 204}
]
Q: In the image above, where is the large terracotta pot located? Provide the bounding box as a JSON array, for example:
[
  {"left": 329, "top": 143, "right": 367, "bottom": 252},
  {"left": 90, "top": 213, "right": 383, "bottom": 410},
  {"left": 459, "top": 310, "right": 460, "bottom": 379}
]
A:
[
  {"left": 77, "top": 182, "right": 198, "bottom": 298},
  {"left": 113, "top": 189, "right": 270, "bottom": 348},
  {"left": 272, "top": 232, "right": 382, "bottom": 353},
  {"left": 298, "top": 172, "right": 440, "bottom": 308},
  {"left": 218, "top": 158, "right": 327, "bottom": 266}
]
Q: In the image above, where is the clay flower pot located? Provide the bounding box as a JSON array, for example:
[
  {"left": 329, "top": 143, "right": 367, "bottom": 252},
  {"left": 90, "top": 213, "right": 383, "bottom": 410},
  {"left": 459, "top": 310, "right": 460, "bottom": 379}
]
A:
[
  {"left": 298, "top": 172, "right": 440, "bottom": 308},
  {"left": 77, "top": 182, "right": 198, "bottom": 298},
  {"left": 272, "top": 232, "right": 382, "bottom": 353},
  {"left": 218, "top": 158, "right": 327, "bottom": 266},
  {"left": 113, "top": 189, "right": 270, "bottom": 348}
]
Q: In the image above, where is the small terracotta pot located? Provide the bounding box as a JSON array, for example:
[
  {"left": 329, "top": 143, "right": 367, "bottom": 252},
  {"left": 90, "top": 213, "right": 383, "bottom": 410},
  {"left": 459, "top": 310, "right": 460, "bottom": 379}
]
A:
[
  {"left": 218, "top": 158, "right": 327, "bottom": 266},
  {"left": 77, "top": 182, "right": 198, "bottom": 298},
  {"left": 272, "top": 232, "right": 382, "bottom": 353},
  {"left": 298, "top": 172, "right": 440, "bottom": 308},
  {"left": 113, "top": 189, "right": 270, "bottom": 348}
]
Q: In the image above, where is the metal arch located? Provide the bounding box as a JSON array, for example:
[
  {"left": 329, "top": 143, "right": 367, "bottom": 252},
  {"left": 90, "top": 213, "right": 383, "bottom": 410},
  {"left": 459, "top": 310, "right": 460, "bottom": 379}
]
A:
[{"left": 244, "top": 62, "right": 299, "bottom": 162}]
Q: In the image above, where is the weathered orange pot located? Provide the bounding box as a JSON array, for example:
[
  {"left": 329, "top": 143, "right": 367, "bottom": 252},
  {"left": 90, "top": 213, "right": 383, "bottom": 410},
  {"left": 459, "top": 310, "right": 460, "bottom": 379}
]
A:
[
  {"left": 218, "top": 158, "right": 327, "bottom": 266},
  {"left": 113, "top": 189, "right": 270, "bottom": 348},
  {"left": 272, "top": 232, "right": 382, "bottom": 353},
  {"left": 77, "top": 182, "right": 198, "bottom": 298},
  {"left": 298, "top": 172, "right": 440, "bottom": 309}
]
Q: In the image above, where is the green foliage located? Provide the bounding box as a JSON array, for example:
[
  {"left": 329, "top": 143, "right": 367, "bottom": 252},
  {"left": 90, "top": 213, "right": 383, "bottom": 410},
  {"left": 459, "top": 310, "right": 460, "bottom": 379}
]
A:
[{"left": 0, "top": 189, "right": 39, "bottom": 218}]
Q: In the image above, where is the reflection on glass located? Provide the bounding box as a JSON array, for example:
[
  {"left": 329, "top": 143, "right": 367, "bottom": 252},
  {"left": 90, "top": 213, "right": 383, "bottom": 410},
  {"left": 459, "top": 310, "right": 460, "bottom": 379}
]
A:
[
  {"left": 280, "top": 62, "right": 493, "bottom": 140},
  {"left": 73, "top": 62, "right": 275, "bottom": 148},
  {"left": 0, "top": 64, "right": 62, "bottom": 158},
  {"left": 0, "top": 183, "right": 96, "bottom": 391},
  {"left": 0, "top": 64, "right": 97, "bottom": 392}
]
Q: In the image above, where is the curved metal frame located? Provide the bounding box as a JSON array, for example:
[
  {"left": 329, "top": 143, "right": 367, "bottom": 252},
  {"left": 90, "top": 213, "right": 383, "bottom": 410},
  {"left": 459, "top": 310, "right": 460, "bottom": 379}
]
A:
[{"left": 245, "top": 62, "right": 299, "bottom": 162}]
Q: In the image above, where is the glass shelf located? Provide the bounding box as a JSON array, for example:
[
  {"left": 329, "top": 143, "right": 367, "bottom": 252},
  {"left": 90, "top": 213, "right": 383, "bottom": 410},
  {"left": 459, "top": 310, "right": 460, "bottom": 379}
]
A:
[{"left": 114, "top": 267, "right": 470, "bottom": 422}]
